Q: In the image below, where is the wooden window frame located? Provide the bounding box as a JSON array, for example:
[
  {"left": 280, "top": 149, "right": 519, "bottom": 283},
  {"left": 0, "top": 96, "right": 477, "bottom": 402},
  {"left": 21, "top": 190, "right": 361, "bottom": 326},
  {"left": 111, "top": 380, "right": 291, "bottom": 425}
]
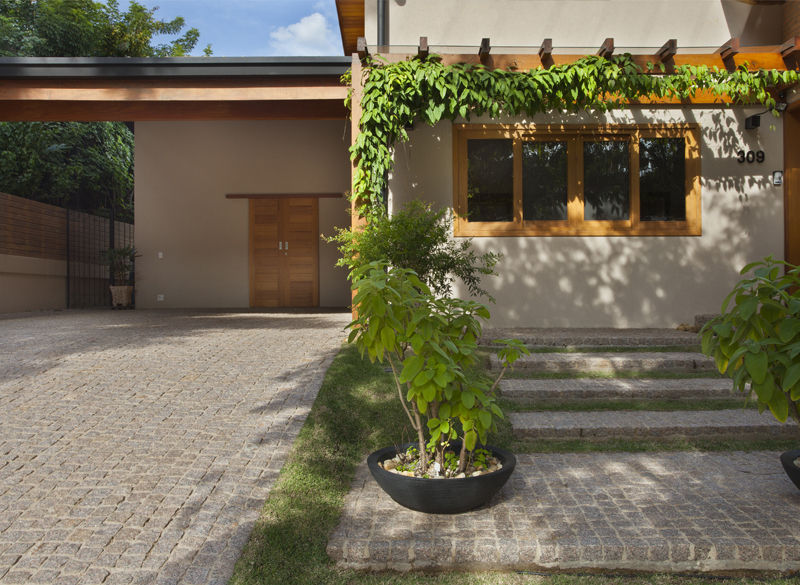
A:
[{"left": 453, "top": 123, "right": 701, "bottom": 237}]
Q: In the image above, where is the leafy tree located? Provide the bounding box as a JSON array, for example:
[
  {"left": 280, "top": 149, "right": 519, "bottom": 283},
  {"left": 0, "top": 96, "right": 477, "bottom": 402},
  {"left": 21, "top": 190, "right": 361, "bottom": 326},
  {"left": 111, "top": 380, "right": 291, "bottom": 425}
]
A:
[
  {"left": 0, "top": 0, "right": 211, "bottom": 217},
  {"left": 0, "top": 121, "right": 134, "bottom": 220}
]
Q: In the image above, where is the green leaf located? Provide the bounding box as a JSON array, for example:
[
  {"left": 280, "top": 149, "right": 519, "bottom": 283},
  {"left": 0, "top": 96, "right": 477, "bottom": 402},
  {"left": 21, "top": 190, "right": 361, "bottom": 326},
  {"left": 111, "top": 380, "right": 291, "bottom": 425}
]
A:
[
  {"left": 768, "top": 391, "right": 789, "bottom": 423},
  {"left": 783, "top": 362, "right": 800, "bottom": 392},
  {"left": 478, "top": 410, "right": 492, "bottom": 429},
  {"left": 744, "top": 351, "right": 768, "bottom": 384},
  {"left": 461, "top": 391, "right": 475, "bottom": 409},
  {"left": 464, "top": 429, "right": 477, "bottom": 452},
  {"left": 399, "top": 355, "right": 424, "bottom": 383}
]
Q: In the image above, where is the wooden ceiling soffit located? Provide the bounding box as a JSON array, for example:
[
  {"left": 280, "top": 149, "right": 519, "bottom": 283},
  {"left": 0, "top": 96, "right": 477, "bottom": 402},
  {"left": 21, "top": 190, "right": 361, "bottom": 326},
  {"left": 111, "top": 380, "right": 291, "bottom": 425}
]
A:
[
  {"left": 0, "top": 77, "right": 348, "bottom": 103},
  {"left": 335, "top": 0, "right": 366, "bottom": 56}
]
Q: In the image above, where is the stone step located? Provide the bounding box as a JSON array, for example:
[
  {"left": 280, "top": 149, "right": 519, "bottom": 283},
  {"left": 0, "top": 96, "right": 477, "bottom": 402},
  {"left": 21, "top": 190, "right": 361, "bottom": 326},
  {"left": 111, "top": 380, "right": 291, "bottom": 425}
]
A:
[
  {"left": 491, "top": 351, "right": 716, "bottom": 374},
  {"left": 500, "top": 377, "right": 735, "bottom": 404},
  {"left": 481, "top": 327, "right": 700, "bottom": 348},
  {"left": 509, "top": 409, "right": 796, "bottom": 440}
]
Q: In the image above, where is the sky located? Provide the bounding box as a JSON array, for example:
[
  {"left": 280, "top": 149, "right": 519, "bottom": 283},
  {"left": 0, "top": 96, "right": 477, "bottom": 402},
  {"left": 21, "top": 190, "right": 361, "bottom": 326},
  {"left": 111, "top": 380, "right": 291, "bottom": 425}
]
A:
[{"left": 127, "top": 0, "right": 344, "bottom": 57}]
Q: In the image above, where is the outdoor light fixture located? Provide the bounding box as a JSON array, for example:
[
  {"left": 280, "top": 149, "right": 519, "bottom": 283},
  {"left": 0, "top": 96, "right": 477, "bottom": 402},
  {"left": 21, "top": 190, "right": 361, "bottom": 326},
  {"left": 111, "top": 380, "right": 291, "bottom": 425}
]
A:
[
  {"left": 744, "top": 100, "right": 788, "bottom": 130},
  {"left": 745, "top": 114, "right": 761, "bottom": 129},
  {"left": 773, "top": 170, "right": 784, "bottom": 186}
]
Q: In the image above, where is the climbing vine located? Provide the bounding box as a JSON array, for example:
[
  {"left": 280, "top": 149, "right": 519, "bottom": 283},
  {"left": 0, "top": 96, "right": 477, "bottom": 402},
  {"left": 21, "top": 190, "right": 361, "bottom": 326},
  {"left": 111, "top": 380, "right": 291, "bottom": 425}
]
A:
[{"left": 343, "top": 54, "right": 798, "bottom": 218}]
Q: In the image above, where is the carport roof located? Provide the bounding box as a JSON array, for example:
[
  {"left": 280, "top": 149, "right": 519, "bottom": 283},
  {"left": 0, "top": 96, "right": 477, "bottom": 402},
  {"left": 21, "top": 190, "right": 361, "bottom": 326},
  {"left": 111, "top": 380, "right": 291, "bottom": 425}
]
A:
[
  {"left": 0, "top": 56, "right": 353, "bottom": 121},
  {"left": 0, "top": 56, "right": 353, "bottom": 78}
]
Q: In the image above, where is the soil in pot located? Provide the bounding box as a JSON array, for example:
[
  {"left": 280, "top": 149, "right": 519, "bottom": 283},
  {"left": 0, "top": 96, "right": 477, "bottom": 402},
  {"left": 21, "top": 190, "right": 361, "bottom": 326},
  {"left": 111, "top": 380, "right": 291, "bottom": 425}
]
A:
[{"left": 367, "top": 442, "right": 516, "bottom": 514}]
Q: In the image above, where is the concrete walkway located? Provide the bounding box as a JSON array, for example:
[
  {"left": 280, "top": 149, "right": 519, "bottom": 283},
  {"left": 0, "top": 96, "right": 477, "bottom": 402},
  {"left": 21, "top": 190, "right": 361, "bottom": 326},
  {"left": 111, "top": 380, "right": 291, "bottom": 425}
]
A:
[{"left": 0, "top": 309, "right": 349, "bottom": 585}]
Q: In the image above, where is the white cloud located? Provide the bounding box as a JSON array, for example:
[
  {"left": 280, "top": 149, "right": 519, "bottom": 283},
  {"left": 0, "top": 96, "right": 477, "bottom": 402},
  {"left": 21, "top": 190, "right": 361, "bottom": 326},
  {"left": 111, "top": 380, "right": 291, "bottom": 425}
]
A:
[{"left": 269, "top": 12, "right": 340, "bottom": 56}]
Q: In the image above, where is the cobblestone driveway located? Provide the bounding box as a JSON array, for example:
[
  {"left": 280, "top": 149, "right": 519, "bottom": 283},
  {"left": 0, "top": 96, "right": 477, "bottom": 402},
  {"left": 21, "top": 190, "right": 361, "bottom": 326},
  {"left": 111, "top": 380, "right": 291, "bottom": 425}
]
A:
[{"left": 0, "top": 310, "right": 349, "bottom": 585}]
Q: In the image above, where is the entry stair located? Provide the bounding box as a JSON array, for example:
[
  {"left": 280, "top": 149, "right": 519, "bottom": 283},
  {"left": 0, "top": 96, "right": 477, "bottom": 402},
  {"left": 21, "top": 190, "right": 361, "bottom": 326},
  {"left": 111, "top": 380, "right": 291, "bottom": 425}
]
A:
[{"left": 483, "top": 329, "right": 798, "bottom": 442}]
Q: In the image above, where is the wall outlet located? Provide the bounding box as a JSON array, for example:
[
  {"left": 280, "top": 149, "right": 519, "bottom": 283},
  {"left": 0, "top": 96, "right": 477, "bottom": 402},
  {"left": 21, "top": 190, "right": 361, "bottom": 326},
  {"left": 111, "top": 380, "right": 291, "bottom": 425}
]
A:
[
  {"left": 156, "top": 294, "right": 165, "bottom": 302},
  {"left": 157, "top": 251, "right": 164, "bottom": 259}
]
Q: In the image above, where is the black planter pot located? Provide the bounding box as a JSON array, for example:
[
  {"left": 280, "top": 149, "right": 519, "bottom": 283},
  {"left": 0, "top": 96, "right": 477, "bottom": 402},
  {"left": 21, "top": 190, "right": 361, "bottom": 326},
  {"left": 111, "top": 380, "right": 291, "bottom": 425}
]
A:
[
  {"left": 780, "top": 449, "right": 800, "bottom": 490},
  {"left": 366, "top": 442, "right": 516, "bottom": 514}
]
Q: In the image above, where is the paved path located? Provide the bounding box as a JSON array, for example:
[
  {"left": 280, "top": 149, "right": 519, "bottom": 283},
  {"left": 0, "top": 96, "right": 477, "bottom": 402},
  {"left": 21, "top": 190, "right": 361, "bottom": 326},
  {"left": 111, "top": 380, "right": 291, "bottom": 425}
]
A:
[
  {"left": 0, "top": 309, "right": 349, "bottom": 585},
  {"left": 329, "top": 451, "right": 800, "bottom": 575}
]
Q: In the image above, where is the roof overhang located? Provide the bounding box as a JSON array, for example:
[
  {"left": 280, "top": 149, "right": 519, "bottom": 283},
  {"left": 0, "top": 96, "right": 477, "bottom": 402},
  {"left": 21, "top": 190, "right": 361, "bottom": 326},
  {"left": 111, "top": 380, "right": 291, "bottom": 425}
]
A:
[
  {"left": 0, "top": 57, "right": 352, "bottom": 121},
  {"left": 335, "top": 0, "right": 365, "bottom": 57}
]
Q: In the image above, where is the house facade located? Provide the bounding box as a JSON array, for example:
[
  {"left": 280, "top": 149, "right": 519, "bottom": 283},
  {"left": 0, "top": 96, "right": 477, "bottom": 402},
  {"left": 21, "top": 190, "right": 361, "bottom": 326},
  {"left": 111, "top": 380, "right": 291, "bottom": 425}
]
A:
[
  {"left": 0, "top": 0, "right": 798, "bottom": 327},
  {"left": 344, "top": 0, "right": 800, "bottom": 327}
]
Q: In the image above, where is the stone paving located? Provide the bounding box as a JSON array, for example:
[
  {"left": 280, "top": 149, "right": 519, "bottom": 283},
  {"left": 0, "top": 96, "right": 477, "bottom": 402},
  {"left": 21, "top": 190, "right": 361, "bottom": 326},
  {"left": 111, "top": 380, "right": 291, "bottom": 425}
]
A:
[
  {"left": 0, "top": 309, "right": 349, "bottom": 585},
  {"left": 328, "top": 451, "right": 800, "bottom": 575}
]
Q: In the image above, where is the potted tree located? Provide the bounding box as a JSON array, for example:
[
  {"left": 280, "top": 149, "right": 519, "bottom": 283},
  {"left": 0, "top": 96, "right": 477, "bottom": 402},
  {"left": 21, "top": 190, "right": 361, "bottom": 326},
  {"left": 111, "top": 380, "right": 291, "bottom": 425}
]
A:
[
  {"left": 700, "top": 257, "right": 800, "bottom": 489},
  {"left": 101, "top": 245, "right": 139, "bottom": 309},
  {"left": 347, "top": 261, "right": 528, "bottom": 513}
]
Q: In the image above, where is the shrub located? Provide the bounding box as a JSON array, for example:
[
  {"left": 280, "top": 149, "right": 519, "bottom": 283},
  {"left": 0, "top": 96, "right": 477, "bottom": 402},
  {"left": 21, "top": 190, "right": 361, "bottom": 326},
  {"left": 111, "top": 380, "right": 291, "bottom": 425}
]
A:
[
  {"left": 347, "top": 261, "right": 527, "bottom": 474},
  {"left": 328, "top": 200, "right": 499, "bottom": 300},
  {"left": 700, "top": 257, "right": 800, "bottom": 424}
]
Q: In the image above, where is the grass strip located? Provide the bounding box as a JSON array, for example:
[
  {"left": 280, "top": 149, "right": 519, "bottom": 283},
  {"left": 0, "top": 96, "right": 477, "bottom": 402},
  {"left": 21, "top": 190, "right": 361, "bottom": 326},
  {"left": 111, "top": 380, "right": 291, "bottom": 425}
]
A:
[
  {"left": 504, "top": 370, "right": 725, "bottom": 380},
  {"left": 517, "top": 345, "right": 703, "bottom": 354},
  {"left": 230, "top": 345, "right": 797, "bottom": 585},
  {"left": 498, "top": 398, "right": 752, "bottom": 413},
  {"left": 508, "top": 436, "right": 800, "bottom": 455}
]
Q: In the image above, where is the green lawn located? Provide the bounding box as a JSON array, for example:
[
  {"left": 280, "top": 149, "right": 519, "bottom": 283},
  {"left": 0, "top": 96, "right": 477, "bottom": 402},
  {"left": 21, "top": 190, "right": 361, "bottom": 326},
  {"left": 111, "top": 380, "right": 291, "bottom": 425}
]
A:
[{"left": 228, "top": 345, "right": 797, "bottom": 585}]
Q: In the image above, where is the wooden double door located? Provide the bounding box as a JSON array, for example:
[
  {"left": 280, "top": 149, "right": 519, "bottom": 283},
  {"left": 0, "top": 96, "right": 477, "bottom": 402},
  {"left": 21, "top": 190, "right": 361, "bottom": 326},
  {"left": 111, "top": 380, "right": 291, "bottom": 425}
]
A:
[{"left": 249, "top": 197, "right": 319, "bottom": 307}]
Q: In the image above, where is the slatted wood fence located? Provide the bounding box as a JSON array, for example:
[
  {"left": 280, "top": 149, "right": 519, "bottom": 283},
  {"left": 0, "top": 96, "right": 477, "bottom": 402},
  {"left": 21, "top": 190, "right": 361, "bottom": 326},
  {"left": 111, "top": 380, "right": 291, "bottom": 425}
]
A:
[{"left": 0, "top": 191, "right": 134, "bottom": 308}]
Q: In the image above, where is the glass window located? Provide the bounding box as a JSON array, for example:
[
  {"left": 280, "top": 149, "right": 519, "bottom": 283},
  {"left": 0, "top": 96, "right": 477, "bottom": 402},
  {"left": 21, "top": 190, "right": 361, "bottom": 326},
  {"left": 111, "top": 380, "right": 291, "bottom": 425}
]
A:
[
  {"left": 467, "top": 139, "right": 513, "bottom": 222},
  {"left": 583, "top": 140, "right": 630, "bottom": 221},
  {"left": 454, "top": 124, "right": 700, "bottom": 237},
  {"left": 640, "top": 137, "right": 686, "bottom": 221},
  {"left": 522, "top": 141, "right": 568, "bottom": 221}
]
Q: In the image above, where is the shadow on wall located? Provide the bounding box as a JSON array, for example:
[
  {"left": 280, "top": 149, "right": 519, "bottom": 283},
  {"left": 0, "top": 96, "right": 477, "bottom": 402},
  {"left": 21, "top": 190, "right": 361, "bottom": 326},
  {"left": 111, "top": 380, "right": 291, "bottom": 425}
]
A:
[{"left": 391, "top": 109, "right": 782, "bottom": 327}]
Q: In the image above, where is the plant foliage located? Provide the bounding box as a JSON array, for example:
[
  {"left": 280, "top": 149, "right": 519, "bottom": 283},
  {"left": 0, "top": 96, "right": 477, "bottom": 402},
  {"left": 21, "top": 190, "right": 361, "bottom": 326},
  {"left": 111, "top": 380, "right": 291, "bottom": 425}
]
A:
[
  {"left": 327, "top": 200, "right": 500, "bottom": 300},
  {"left": 345, "top": 54, "right": 799, "bottom": 217},
  {"left": 701, "top": 257, "right": 800, "bottom": 425},
  {"left": 347, "top": 261, "right": 528, "bottom": 475}
]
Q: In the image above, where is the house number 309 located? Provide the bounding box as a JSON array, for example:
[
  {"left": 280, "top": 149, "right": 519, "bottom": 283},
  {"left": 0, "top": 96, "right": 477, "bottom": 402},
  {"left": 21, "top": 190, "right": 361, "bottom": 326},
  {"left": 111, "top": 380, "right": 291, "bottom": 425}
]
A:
[{"left": 737, "top": 150, "right": 765, "bottom": 163}]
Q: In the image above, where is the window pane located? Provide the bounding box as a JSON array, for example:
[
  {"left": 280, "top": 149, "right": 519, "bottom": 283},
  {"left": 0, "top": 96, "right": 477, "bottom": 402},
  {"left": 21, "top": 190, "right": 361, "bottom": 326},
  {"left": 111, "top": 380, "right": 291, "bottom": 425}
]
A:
[
  {"left": 640, "top": 137, "right": 686, "bottom": 221},
  {"left": 523, "top": 141, "right": 567, "bottom": 221},
  {"left": 467, "top": 139, "right": 513, "bottom": 222},
  {"left": 584, "top": 140, "right": 630, "bottom": 221}
]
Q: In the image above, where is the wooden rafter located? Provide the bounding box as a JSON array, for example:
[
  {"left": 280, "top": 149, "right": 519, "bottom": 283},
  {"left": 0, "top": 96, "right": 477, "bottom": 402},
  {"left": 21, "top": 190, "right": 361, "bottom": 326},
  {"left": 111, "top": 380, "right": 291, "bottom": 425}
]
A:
[
  {"left": 539, "top": 39, "right": 554, "bottom": 68},
  {"left": 418, "top": 37, "right": 429, "bottom": 60},
  {"left": 657, "top": 39, "right": 677, "bottom": 62},
  {"left": 598, "top": 38, "right": 614, "bottom": 58}
]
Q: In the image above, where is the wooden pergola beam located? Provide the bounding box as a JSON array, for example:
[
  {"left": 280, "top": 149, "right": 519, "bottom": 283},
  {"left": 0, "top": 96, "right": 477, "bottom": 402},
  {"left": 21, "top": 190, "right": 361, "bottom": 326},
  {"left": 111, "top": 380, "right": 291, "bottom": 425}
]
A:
[
  {"left": 370, "top": 47, "right": 790, "bottom": 73},
  {"left": 718, "top": 37, "right": 740, "bottom": 71},
  {"left": 417, "top": 37, "right": 429, "bottom": 60},
  {"left": 781, "top": 37, "right": 800, "bottom": 68},
  {"left": 479, "top": 38, "right": 491, "bottom": 58},
  {"left": 657, "top": 39, "right": 677, "bottom": 62},
  {"left": 539, "top": 38, "right": 554, "bottom": 68},
  {"left": 598, "top": 38, "right": 614, "bottom": 58},
  {"left": 357, "top": 36, "right": 368, "bottom": 61}
]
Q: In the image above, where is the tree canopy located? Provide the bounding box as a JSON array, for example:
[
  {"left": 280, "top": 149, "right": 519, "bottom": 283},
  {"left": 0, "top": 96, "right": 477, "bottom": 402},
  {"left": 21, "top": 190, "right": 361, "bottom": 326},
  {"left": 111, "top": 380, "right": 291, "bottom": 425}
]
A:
[
  {"left": 0, "top": 0, "right": 211, "bottom": 221},
  {"left": 0, "top": 0, "right": 211, "bottom": 57}
]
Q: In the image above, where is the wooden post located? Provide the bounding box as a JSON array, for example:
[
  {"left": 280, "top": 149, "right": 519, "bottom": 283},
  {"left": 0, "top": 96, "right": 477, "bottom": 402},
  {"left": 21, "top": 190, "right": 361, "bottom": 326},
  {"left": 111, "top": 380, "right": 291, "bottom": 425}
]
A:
[{"left": 350, "top": 53, "right": 366, "bottom": 317}]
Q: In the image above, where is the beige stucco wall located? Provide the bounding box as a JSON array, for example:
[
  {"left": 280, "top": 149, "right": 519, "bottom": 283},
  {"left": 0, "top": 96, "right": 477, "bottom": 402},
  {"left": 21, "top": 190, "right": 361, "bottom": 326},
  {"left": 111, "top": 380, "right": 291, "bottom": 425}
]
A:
[
  {"left": 0, "top": 254, "right": 66, "bottom": 313},
  {"left": 134, "top": 120, "right": 351, "bottom": 309},
  {"left": 366, "top": 0, "right": 784, "bottom": 49},
  {"left": 389, "top": 107, "right": 784, "bottom": 328}
]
